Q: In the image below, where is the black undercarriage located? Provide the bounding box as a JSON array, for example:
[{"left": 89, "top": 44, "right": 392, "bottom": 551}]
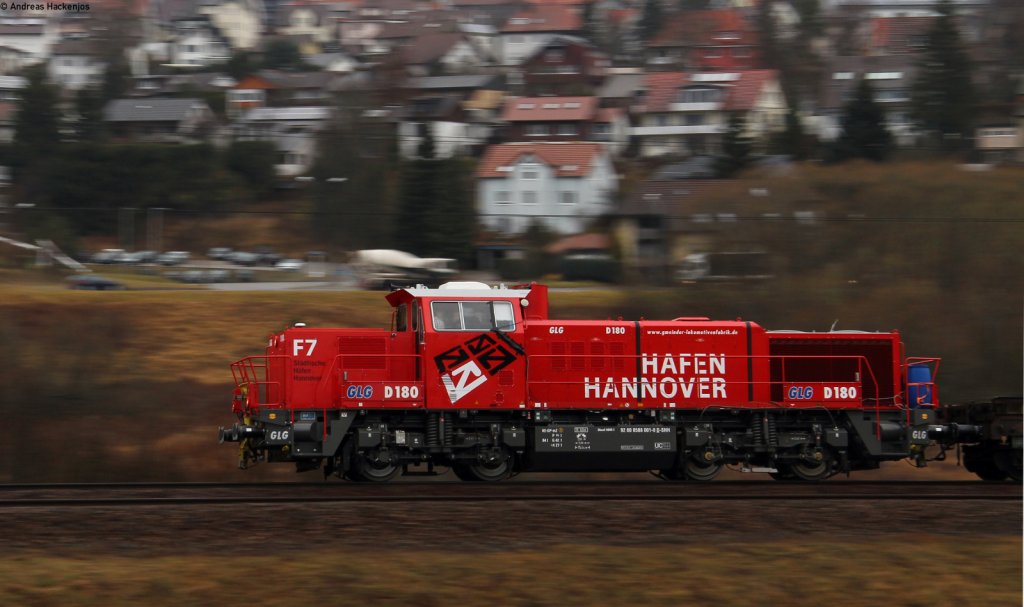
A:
[{"left": 221, "top": 405, "right": 956, "bottom": 482}]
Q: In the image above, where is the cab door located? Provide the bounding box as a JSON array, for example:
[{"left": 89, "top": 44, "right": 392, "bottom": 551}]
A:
[{"left": 422, "top": 298, "right": 526, "bottom": 410}]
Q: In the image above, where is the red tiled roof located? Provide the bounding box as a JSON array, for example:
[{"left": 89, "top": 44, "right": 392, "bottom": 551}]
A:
[
  {"left": 649, "top": 9, "right": 757, "bottom": 48},
  {"left": 868, "top": 16, "right": 933, "bottom": 54},
  {"left": 638, "top": 70, "right": 777, "bottom": 112},
  {"left": 501, "top": 96, "right": 597, "bottom": 121},
  {"left": 477, "top": 142, "right": 605, "bottom": 178},
  {"left": 595, "top": 106, "right": 624, "bottom": 123},
  {"left": 501, "top": 5, "right": 581, "bottom": 33},
  {"left": 639, "top": 72, "right": 690, "bottom": 112},
  {"left": 723, "top": 69, "right": 776, "bottom": 110},
  {"left": 545, "top": 232, "right": 610, "bottom": 254}
]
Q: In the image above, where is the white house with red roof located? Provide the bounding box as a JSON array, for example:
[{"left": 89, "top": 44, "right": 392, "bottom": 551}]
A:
[
  {"left": 631, "top": 70, "right": 787, "bottom": 158},
  {"left": 499, "top": 95, "right": 630, "bottom": 155},
  {"left": 476, "top": 142, "right": 618, "bottom": 235}
]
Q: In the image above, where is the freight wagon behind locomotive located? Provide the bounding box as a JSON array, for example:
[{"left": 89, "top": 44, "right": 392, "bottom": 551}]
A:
[{"left": 219, "top": 282, "right": 1020, "bottom": 481}]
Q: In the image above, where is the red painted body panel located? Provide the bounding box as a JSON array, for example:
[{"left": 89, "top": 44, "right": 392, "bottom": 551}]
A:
[{"left": 233, "top": 287, "right": 922, "bottom": 415}]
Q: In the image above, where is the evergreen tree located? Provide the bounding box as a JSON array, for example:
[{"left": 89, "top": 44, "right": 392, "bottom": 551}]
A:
[
  {"left": 716, "top": 114, "right": 752, "bottom": 177},
  {"left": 831, "top": 78, "right": 892, "bottom": 162},
  {"left": 311, "top": 97, "right": 399, "bottom": 249},
  {"left": 431, "top": 157, "right": 477, "bottom": 265},
  {"left": 770, "top": 109, "right": 810, "bottom": 160},
  {"left": 263, "top": 38, "right": 305, "bottom": 70},
  {"left": 639, "top": 0, "right": 663, "bottom": 42},
  {"left": 14, "top": 65, "right": 61, "bottom": 160},
  {"left": 397, "top": 155, "right": 438, "bottom": 255},
  {"left": 417, "top": 124, "right": 436, "bottom": 160},
  {"left": 74, "top": 88, "right": 106, "bottom": 143},
  {"left": 910, "top": 0, "right": 975, "bottom": 152}
]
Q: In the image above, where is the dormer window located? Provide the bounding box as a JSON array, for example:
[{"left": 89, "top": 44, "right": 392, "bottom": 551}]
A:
[{"left": 676, "top": 87, "right": 721, "bottom": 103}]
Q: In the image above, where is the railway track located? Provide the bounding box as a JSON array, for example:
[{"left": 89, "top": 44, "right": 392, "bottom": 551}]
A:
[{"left": 0, "top": 480, "right": 1018, "bottom": 507}]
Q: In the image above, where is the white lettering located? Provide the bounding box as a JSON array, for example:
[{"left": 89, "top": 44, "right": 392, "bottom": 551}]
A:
[{"left": 292, "top": 338, "right": 318, "bottom": 356}]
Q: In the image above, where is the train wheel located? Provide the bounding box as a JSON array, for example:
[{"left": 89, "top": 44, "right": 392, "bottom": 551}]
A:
[
  {"left": 964, "top": 447, "right": 1008, "bottom": 481},
  {"left": 994, "top": 450, "right": 1022, "bottom": 482},
  {"left": 351, "top": 452, "right": 400, "bottom": 482},
  {"left": 462, "top": 447, "right": 513, "bottom": 482},
  {"left": 684, "top": 458, "right": 722, "bottom": 481},
  {"left": 790, "top": 453, "right": 832, "bottom": 481},
  {"left": 451, "top": 463, "right": 481, "bottom": 482}
]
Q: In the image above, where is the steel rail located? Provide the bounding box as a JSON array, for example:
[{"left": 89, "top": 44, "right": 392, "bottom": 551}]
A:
[{"left": 0, "top": 481, "right": 1018, "bottom": 507}]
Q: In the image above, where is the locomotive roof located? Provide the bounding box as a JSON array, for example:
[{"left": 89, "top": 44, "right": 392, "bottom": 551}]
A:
[{"left": 386, "top": 283, "right": 533, "bottom": 306}]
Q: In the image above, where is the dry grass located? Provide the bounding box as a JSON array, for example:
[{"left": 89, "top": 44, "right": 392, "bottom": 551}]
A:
[{"left": 1, "top": 537, "right": 1019, "bottom": 606}]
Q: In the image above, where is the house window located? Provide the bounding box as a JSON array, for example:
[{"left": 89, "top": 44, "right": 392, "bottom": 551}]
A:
[
  {"left": 526, "top": 124, "right": 549, "bottom": 136},
  {"left": 557, "top": 123, "right": 578, "bottom": 136},
  {"left": 495, "top": 191, "right": 511, "bottom": 204},
  {"left": 875, "top": 89, "right": 908, "bottom": 102},
  {"left": 686, "top": 113, "right": 704, "bottom": 126},
  {"left": 522, "top": 191, "right": 538, "bottom": 204},
  {"left": 521, "top": 166, "right": 539, "bottom": 180},
  {"left": 560, "top": 191, "right": 577, "bottom": 205},
  {"left": 545, "top": 49, "right": 564, "bottom": 62},
  {"left": 677, "top": 87, "right": 721, "bottom": 103}
]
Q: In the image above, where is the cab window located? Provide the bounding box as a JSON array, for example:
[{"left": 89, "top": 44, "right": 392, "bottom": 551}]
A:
[
  {"left": 430, "top": 301, "right": 516, "bottom": 332},
  {"left": 395, "top": 304, "right": 408, "bottom": 331}
]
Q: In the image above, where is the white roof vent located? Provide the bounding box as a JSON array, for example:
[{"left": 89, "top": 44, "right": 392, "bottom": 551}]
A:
[{"left": 438, "top": 281, "right": 491, "bottom": 290}]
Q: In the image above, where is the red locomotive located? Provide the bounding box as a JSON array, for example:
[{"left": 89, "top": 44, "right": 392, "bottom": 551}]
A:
[{"left": 220, "top": 282, "right": 1020, "bottom": 481}]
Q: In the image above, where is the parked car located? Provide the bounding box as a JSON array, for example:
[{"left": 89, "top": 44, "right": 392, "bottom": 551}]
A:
[
  {"left": 67, "top": 275, "right": 124, "bottom": 290},
  {"left": 228, "top": 251, "right": 260, "bottom": 266},
  {"left": 117, "top": 250, "right": 158, "bottom": 264},
  {"left": 252, "top": 246, "right": 282, "bottom": 266},
  {"left": 157, "top": 251, "right": 191, "bottom": 265},
  {"left": 91, "top": 249, "right": 125, "bottom": 264},
  {"left": 207, "top": 247, "right": 233, "bottom": 260},
  {"left": 275, "top": 258, "right": 305, "bottom": 272}
]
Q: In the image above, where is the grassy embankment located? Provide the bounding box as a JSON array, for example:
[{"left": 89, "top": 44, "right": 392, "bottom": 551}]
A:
[{"left": 1, "top": 538, "right": 1020, "bottom": 606}]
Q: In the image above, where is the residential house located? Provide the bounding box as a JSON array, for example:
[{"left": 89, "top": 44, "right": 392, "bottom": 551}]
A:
[
  {"left": 631, "top": 70, "right": 787, "bottom": 158},
  {"left": 497, "top": 94, "right": 629, "bottom": 155},
  {"left": 227, "top": 69, "right": 335, "bottom": 117},
  {"left": 0, "top": 76, "right": 26, "bottom": 144},
  {"left": 596, "top": 71, "right": 645, "bottom": 109},
  {"left": 200, "top": 0, "right": 265, "bottom": 51},
  {"left": 815, "top": 55, "right": 917, "bottom": 145},
  {"left": 500, "top": 95, "right": 600, "bottom": 142},
  {"left": 518, "top": 35, "right": 610, "bottom": 97},
  {"left": 235, "top": 106, "right": 332, "bottom": 177},
  {"left": 646, "top": 9, "right": 760, "bottom": 72},
  {"left": 103, "top": 97, "right": 216, "bottom": 143},
  {"left": 0, "top": 17, "right": 59, "bottom": 67},
  {"left": 476, "top": 141, "right": 617, "bottom": 235},
  {"left": 276, "top": 2, "right": 336, "bottom": 53},
  {"left": 398, "top": 74, "right": 504, "bottom": 159},
  {"left": 974, "top": 123, "right": 1022, "bottom": 163},
  {"left": 614, "top": 164, "right": 803, "bottom": 282},
  {"left": 399, "top": 31, "right": 494, "bottom": 76},
  {"left": 861, "top": 15, "right": 932, "bottom": 56},
  {"left": 169, "top": 17, "right": 231, "bottom": 67},
  {"left": 0, "top": 45, "right": 33, "bottom": 74},
  {"left": 47, "top": 39, "right": 106, "bottom": 91},
  {"left": 496, "top": 4, "right": 582, "bottom": 66}
]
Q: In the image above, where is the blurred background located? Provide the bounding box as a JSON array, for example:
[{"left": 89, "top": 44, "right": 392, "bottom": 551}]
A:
[{"left": 0, "top": 0, "right": 1021, "bottom": 481}]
